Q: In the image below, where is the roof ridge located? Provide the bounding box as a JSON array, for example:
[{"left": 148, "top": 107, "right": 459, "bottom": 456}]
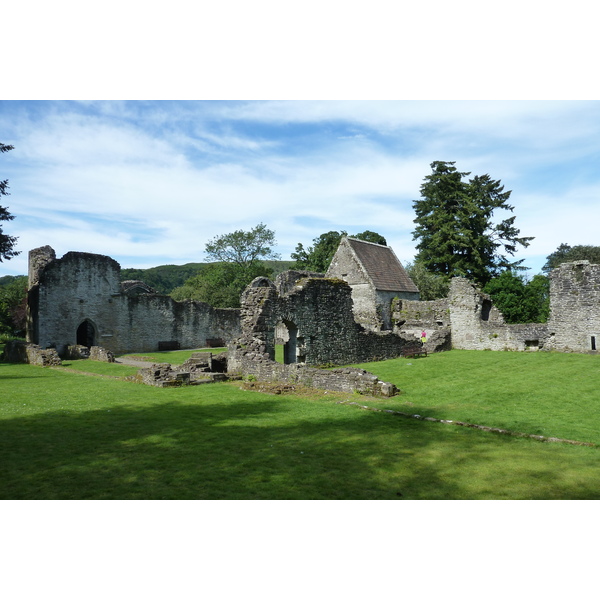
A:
[{"left": 345, "top": 236, "right": 386, "bottom": 247}]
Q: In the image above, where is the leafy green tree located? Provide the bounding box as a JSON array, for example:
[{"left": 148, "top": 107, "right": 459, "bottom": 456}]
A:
[
  {"left": 413, "top": 161, "right": 533, "bottom": 286},
  {"left": 542, "top": 244, "right": 600, "bottom": 273},
  {"left": 353, "top": 230, "right": 387, "bottom": 245},
  {"left": 403, "top": 261, "right": 449, "bottom": 300},
  {"left": 171, "top": 262, "right": 272, "bottom": 308},
  {"left": 526, "top": 274, "right": 550, "bottom": 322},
  {"left": 483, "top": 271, "right": 528, "bottom": 323},
  {"left": 0, "top": 275, "right": 27, "bottom": 335},
  {"left": 483, "top": 271, "right": 550, "bottom": 323},
  {"left": 172, "top": 223, "right": 279, "bottom": 308},
  {"left": 1, "top": 143, "right": 19, "bottom": 262},
  {"left": 292, "top": 231, "right": 345, "bottom": 272},
  {"left": 291, "top": 230, "right": 387, "bottom": 272},
  {"left": 205, "top": 222, "right": 280, "bottom": 267}
]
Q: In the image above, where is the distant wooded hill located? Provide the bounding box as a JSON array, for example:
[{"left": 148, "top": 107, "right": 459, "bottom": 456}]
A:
[
  {"left": 0, "top": 275, "right": 27, "bottom": 287},
  {"left": 120, "top": 261, "right": 296, "bottom": 294}
]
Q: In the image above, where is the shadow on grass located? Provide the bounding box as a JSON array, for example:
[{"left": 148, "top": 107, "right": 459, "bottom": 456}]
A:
[
  {"left": 2, "top": 393, "right": 600, "bottom": 499},
  {"left": 0, "top": 396, "right": 463, "bottom": 500}
]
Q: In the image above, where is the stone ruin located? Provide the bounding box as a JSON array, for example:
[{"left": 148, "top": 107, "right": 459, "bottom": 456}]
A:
[
  {"left": 15, "top": 240, "right": 600, "bottom": 396},
  {"left": 136, "top": 352, "right": 231, "bottom": 387},
  {"left": 64, "top": 344, "right": 116, "bottom": 362},
  {"left": 226, "top": 271, "right": 444, "bottom": 397},
  {"left": 545, "top": 260, "right": 600, "bottom": 353},
  {"left": 2, "top": 340, "right": 117, "bottom": 366},
  {"left": 26, "top": 246, "right": 241, "bottom": 356},
  {"left": 394, "top": 278, "right": 550, "bottom": 352},
  {"left": 393, "top": 262, "right": 600, "bottom": 354},
  {"left": 2, "top": 340, "right": 62, "bottom": 367}
]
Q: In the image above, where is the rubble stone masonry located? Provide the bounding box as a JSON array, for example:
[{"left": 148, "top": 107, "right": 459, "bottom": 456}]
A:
[
  {"left": 546, "top": 261, "right": 600, "bottom": 353},
  {"left": 27, "top": 247, "right": 241, "bottom": 355}
]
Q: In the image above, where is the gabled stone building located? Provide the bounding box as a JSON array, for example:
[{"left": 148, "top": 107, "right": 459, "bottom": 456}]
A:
[{"left": 327, "top": 236, "right": 419, "bottom": 331}]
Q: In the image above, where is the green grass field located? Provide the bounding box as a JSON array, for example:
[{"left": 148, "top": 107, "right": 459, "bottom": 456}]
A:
[
  {"left": 350, "top": 350, "right": 600, "bottom": 445},
  {"left": 2, "top": 350, "right": 600, "bottom": 499}
]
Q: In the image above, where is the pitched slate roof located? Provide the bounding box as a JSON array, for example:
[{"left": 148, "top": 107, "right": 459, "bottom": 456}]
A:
[{"left": 346, "top": 237, "right": 419, "bottom": 293}]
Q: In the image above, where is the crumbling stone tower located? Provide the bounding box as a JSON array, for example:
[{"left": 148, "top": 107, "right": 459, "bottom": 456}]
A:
[{"left": 546, "top": 261, "right": 600, "bottom": 353}]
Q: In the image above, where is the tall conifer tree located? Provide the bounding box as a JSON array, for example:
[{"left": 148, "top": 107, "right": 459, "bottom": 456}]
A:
[
  {"left": 0, "top": 142, "right": 19, "bottom": 262},
  {"left": 412, "top": 161, "right": 533, "bottom": 286}
]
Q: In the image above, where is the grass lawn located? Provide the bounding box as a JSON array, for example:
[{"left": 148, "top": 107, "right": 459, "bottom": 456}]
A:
[
  {"left": 2, "top": 351, "right": 600, "bottom": 499},
  {"left": 350, "top": 350, "right": 600, "bottom": 445}
]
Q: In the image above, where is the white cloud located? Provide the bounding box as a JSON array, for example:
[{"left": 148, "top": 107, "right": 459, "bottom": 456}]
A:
[
  {"left": 15, "top": 113, "right": 186, "bottom": 169},
  {"left": 3, "top": 100, "right": 600, "bottom": 280}
]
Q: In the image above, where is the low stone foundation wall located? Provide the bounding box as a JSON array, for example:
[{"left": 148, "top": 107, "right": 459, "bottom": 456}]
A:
[
  {"left": 89, "top": 346, "right": 115, "bottom": 362},
  {"left": 3, "top": 340, "right": 117, "bottom": 366},
  {"left": 137, "top": 363, "right": 230, "bottom": 387},
  {"left": 64, "top": 344, "right": 115, "bottom": 361},
  {"left": 65, "top": 345, "right": 90, "bottom": 359},
  {"left": 2, "top": 340, "right": 62, "bottom": 366},
  {"left": 228, "top": 348, "right": 398, "bottom": 397}
]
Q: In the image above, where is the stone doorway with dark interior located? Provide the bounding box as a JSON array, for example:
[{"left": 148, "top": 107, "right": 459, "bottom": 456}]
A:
[{"left": 76, "top": 319, "right": 97, "bottom": 348}]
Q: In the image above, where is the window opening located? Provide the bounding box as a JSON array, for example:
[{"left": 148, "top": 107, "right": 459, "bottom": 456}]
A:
[{"left": 481, "top": 300, "right": 492, "bottom": 321}]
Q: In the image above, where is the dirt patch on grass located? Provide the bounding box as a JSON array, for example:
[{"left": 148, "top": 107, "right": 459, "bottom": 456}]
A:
[{"left": 119, "top": 356, "right": 156, "bottom": 363}]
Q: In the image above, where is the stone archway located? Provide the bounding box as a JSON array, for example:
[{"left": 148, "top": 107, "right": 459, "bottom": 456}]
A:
[
  {"left": 76, "top": 319, "right": 97, "bottom": 348},
  {"left": 275, "top": 320, "right": 299, "bottom": 364},
  {"left": 283, "top": 321, "right": 298, "bottom": 364}
]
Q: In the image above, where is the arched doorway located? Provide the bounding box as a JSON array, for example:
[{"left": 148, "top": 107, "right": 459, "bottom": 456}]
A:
[
  {"left": 76, "top": 319, "right": 97, "bottom": 347},
  {"left": 275, "top": 320, "right": 299, "bottom": 364}
]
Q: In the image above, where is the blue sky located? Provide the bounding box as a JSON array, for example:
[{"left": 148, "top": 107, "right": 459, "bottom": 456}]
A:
[{"left": 2, "top": 100, "right": 600, "bottom": 278}]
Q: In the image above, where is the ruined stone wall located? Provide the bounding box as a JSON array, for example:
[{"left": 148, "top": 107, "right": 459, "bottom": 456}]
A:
[
  {"left": 392, "top": 297, "right": 450, "bottom": 343},
  {"left": 545, "top": 261, "right": 600, "bottom": 353},
  {"left": 393, "top": 298, "right": 450, "bottom": 328},
  {"left": 390, "top": 268, "right": 600, "bottom": 354},
  {"left": 275, "top": 270, "right": 325, "bottom": 295},
  {"left": 110, "top": 295, "right": 239, "bottom": 354},
  {"left": 233, "top": 359, "right": 398, "bottom": 397},
  {"left": 2, "top": 340, "right": 62, "bottom": 366},
  {"left": 270, "top": 275, "right": 445, "bottom": 364},
  {"left": 227, "top": 273, "right": 452, "bottom": 395},
  {"left": 229, "top": 273, "right": 450, "bottom": 374},
  {"left": 28, "top": 245, "right": 56, "bottom": 287},
  {"left": 275, "top": 277, "right": 367, "bottom": 364},
  {"left": 27, "top": 247, "right": 241, "bottom": 355},
  {"left": 448, "top": 278, "right": 549, "bottom": 351}
]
